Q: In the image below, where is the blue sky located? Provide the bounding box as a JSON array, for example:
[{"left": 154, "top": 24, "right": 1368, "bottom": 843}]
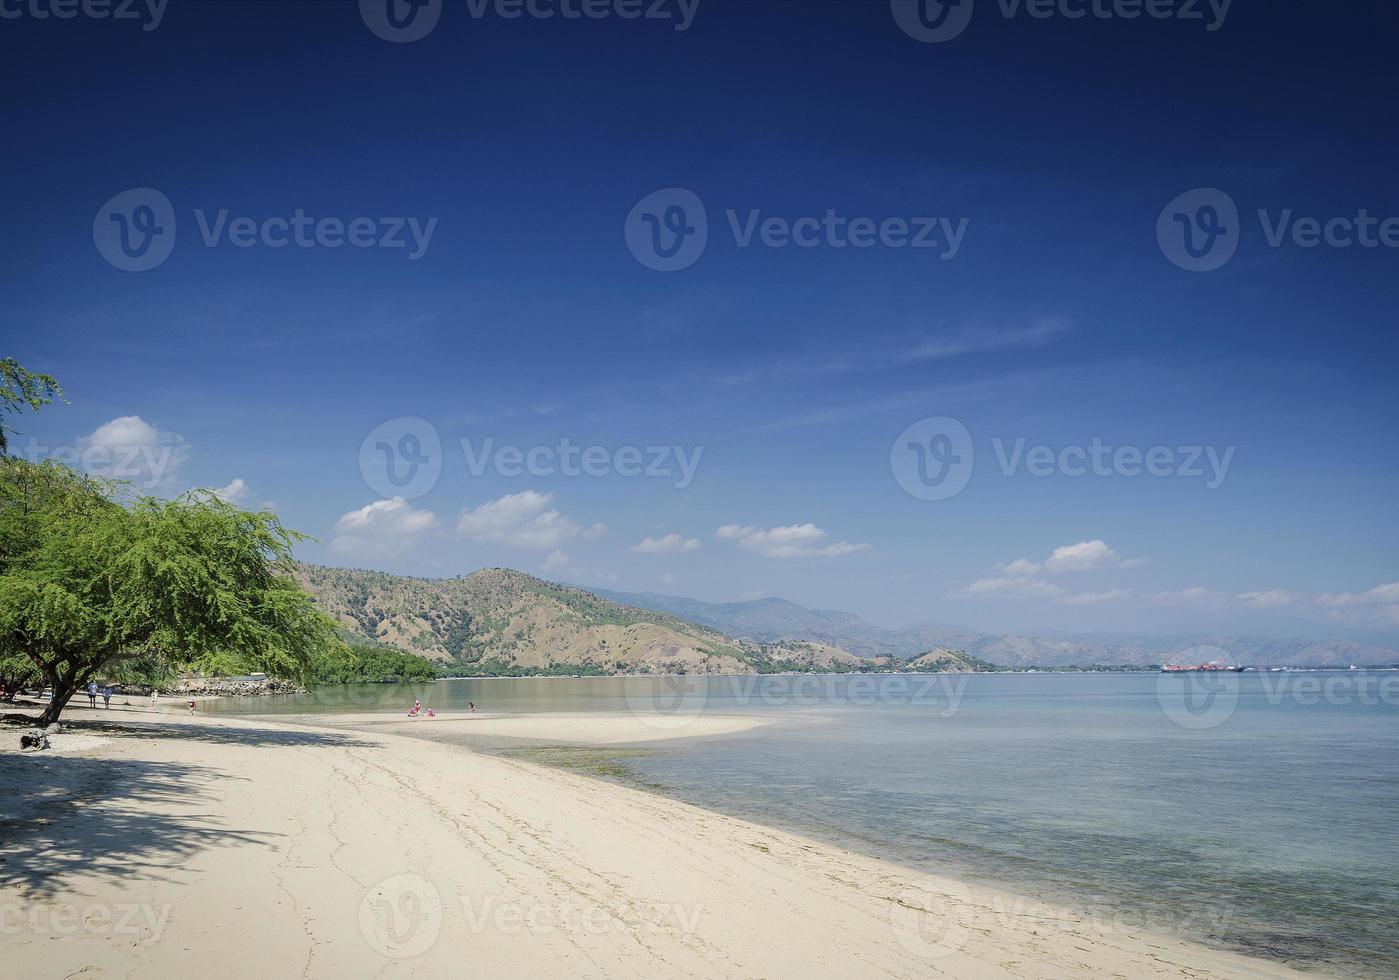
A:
[{"left": 3, "top": 0, "right": 1397, "bottom": 638}]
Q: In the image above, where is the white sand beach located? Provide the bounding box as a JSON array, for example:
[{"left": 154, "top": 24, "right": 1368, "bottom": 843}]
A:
[{"left": 0, "top": 709, "right": 1315, "bottom": 979}]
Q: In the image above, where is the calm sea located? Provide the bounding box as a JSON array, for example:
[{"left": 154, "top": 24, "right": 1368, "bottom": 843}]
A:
[{"left": 208, "top": 672, "right": 1399, "bottom": 976}]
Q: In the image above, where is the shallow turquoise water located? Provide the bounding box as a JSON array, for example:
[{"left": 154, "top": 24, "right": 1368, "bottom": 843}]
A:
[{"left": 211, "top": 672, "right": 1399, "bottom": 975}]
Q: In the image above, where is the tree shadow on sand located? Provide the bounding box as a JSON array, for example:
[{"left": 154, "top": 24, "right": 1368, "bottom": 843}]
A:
[
  {"left": 65, "top": 718, "right": 376, "bottom": 749},
  {"left": 0, "top": 721, "right": 371, "bottom": 897}
]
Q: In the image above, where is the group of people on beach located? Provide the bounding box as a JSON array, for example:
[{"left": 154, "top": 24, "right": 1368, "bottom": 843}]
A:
[
  {"left": 406, "top": 699, "right": 477, "bottom": 719},
  {"left": 85, "top": 681, "right": 113, "bottom": 709}
]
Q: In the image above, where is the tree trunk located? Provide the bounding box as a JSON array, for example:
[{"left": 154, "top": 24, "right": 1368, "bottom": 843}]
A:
[{"left": 34, "top": 656, "right": 87, "bottom": 727}]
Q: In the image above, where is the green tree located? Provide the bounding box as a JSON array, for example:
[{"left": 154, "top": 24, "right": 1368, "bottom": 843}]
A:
[
  {"left": 0, "top": 358, "right": 64, "bottom": 456},
  {"left": 0, "top": 457, "right": 341, "bottom": 724},
  {"left": 0, "top": 652, "right": 41, "bottom": 700}
]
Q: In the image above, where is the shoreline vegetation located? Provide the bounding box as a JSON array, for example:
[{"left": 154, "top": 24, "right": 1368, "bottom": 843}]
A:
[{"left": 0, "top": 708, "right": 1316, "bottom": 979}]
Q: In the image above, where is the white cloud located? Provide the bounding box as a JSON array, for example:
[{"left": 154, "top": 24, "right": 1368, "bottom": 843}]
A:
[
  {"left": 657, "top": 573, "right": 677, "bottom": 587},
  {"left": 331, "top": 498, "right": 438, "bottom": 558},
  {"left": 1317, "top": 583, "right": 1399, "bottom": 609},
  {"left": 457, "top": 491, "right": 604, "bottom": 549},
  {"left": 212, "top": 478, "right": 249, "bottom": 505},
  {"left": 75, "top": 415, "right": 189, "bottom": 492},
  {"left": 716, "top": 522, "right": 869, "bottom": 559},
  {"left": 966, "top": 540, "right": 1143, "bottom": 599},
  {"left": 1237, "top": 589, "right": 1301, "bottom": 609},
  {"left": 1056, "top": 589, "right": 1131, "bottom": 606},
  {"left": 542, "top": 550, "right": 571, "bottom": 574},
  {"left": 633, "top": 533, "right": 700, "bottom": 554},
  {"left": 1044, "top": 540, "right": 1119, "bottom": 573},
  {"left": 963, "top": 576, "right": 1064, "bottom": 598},
  {"left": 999, "top": 558, "right": 1042, "bottom": 577}
]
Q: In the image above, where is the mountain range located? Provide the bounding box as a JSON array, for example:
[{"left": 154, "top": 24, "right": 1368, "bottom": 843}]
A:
[
  {"left": 296, "top": 565, "right": 985, "bottom": 675},
  {"left": 592, "top": 588, "right": 1399, "bottom": 669},
  {"left": 294, "top": 564, "right": 1399, "bottom": 673}
]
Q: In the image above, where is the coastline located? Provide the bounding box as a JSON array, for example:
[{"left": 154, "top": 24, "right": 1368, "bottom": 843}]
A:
[{"left": 1, "top": 708, "right": 1319, "bottom": 979}]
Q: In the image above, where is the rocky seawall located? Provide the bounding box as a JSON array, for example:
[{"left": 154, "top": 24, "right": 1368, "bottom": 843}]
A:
[{"left": 168, "top": 677, "right": 305, "bottom": 697}]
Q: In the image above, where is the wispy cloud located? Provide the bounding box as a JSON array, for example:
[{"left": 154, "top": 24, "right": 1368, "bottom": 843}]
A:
[
  {"left": 717, "top": 319, "right": 1071, "bottom": 387},
  {"left": 633, "top": 533, "right": 701, "bottom": 555},
  {"left": 457, "top": 490, "right": 605, "bottom": 549},
  {"left": 332, "top": 498, "right": 438, "bottom": 559},
  {"left": 717, "top": 523, "right": 869, "bottom": 559}
]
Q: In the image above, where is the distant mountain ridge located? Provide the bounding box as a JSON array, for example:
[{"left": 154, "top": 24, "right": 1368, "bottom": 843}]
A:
[
  {"left": 294, "top": 566, "right": 1397, "bottom": 672},
  {"left": 591, "top": 588, "right": 1399, "bottom": 669},
  {"left": 296, "top": 565, "right": 990, "bottom": 675}
]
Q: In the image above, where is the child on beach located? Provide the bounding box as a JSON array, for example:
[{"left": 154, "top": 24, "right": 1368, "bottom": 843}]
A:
[
  {"left": 188, "top": 699, "right": 196, "bottom": 716},
  {"left": 150, "top": 690, "right": 159, "bottom": 709}
]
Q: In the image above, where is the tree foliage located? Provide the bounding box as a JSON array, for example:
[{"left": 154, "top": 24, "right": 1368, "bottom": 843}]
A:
[
  {"left": 0, "top": 457, "right": 341, "bottom": 723},
  {"left": 309, "top": 643, "right": 438, "bottom": 683},
  {"left": 0, "top": 357, "right": 65, "bottom": 456}
]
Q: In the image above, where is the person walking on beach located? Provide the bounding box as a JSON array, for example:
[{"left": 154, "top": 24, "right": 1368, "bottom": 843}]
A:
[
  {"left": 188, "top": 699, "right": 196, "bottom": 716},
  {"left": 150, "top": 689, "right": 159, "bottom": 709},
  {"left": 468, "top": 701, "right": 476, "bottom": 713},
  {"left": 86, "top": 680, "right": 98, "bottom": 708},
  {"left": 101, "top": 686, "right": 112, "bottom": 709}
]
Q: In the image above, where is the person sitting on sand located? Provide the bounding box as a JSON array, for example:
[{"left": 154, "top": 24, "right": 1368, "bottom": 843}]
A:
[{"left": 426, "top": 708, "right": 435, "bottom": 719}]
